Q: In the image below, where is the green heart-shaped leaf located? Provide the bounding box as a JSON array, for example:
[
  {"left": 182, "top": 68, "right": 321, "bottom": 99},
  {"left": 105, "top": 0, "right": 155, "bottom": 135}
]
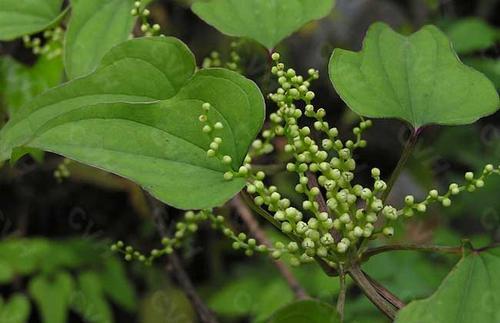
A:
[
  {"left": 395, "top": 246, "right": 500, "bottom": 323},
  {"left": 0, "top": 37, "right": 265, "bottom": 209},
  {"left": 329, "top": 23, "right": 499, "bottom": 128},
  {"left": 0, "top": 294, "right": 31, "bottom": 323},
  {"left": 65, "top": 0, "right": 136, "bottom": 79},
  {"left": 0, "top": 0, "right": 65, "bottom": 41},
  {"left": 191, "top": 0, "right": 335, "bottom": 49},
  {"left": 73, "top": 272, "right": 112, "bottom": 323},
  {"left": 29, "top": 272, "right": 74, "bottom": 323},
  {"left": 446, "top": 18, "right": 499, "bottom": 54},
  {"left": 268, "top": 300, "right": 340, "bottom": 323}
]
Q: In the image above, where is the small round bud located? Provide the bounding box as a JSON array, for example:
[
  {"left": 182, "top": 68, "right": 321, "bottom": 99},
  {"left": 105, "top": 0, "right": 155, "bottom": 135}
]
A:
[
  {"left": 222, "top": 155, "right": 232, "bottom": 164},
  {"left": 383, "top": 227, "right": 394, "bottom": 237},
  {"left": 404, "top": 195, "right": 415, "bottom": 205},
  {"left": 337, "top": 242, "right": 348, "bottom": 253},
  {"left": 271, "top": 52, "right": 280, "bottom": 61},
  {"left": 223, "top": 172, "right": 233, "bottom": 180},
  {"left": 214, "top": 122, "right": 224, "bottom": 130},
  {"left": 465, "top": 172, "right": 474, "bottom": 181},
  {"left": 371, "top": 168, "right": 381, "bottom": 177},
  {"left": 429, "top": 189, "right": 439, "bottom": 198},
  {"left": 441, "top": 198, "right": 451, "bottom": 207},
  {"left": 416, "top": 203, "right": 427, "bottom": 212}
]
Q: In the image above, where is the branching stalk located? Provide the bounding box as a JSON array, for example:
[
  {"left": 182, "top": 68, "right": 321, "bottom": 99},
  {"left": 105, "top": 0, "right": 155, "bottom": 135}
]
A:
[{"left": 231, "top": 195, "right": 309, "bottom": 299}]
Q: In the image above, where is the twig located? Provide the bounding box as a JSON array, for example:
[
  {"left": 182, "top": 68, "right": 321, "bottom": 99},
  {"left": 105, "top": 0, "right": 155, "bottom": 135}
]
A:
[
  {"left": 348, "top": 265, "right": 398, "bottom": 320},
  {"left": 363, "top": 271, "right": 405, "bottom": 310},
  {"left": 361, "top": 243, "right": 463, "bottom": 262},
  {"left": 381, "top": 128, "right": 421, "bottom": 203},
  {"left": 240, "top": 191, "right": 338, "bottom": 277},
  {"left": 231, "top": 195, "right": 309, "bottom": 299},
  {"left": 148, "top": 197, "right": 219, "bottom": 323},
  {"left": 336, "top": 265, "right": 346, "bottom": 322},
  {"left": 306, "top": 171, "right": 341, "bottom": 242}
]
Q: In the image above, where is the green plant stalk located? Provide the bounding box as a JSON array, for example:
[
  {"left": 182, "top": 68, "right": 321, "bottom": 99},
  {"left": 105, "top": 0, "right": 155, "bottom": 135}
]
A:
[
  {"left": 348, "top": 265, "right": 398, "bottom": 320},
  {"left": 336, "top": 265, "right": 346, "bottom": 322},
  {"left": 381, "top": 127, "right": 421, "bottom": 203},
  {"left": 362, "top": 243, "right": 464, "bottom": 262}
]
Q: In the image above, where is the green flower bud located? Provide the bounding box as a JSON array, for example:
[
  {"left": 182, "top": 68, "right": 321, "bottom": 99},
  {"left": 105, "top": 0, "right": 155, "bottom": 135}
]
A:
[
  {"left": 305, "top": 91, "right": 315, "bottom": 101},
  {"left": 286, "top": 242, "right": 298, "bottom": 252},
  {"left": 366, "top": 212, "right": 377, "bottom": 223},
  {"left": 222, "top": 155, "right": 232, "bottom": 164},
  {"left": 404, "top": 195, "right": 415, "bottom": 205},
  {"left": 337, "top": 242, "right": 348, "bottom": 253},
  {"left": 223, "top": 172, "right": 233, "bottom": 181},
  {"left": 371, "top": 168, "right": 381, "bottom": 177},
  {"left": 429, "top": 189, "right": 439, "bottom": 198},
  {"left": 296, "top": 221, "right": 308, "bottom": 234},
  {"left": 441, "top": 198, "right": 451, "bottom": 207},
  {"left": 416, "top": 203, "right": 427, "bottom": 212},
  {"left": 302, "top": 238, "right": 315, "bottom": 249},
  {"left": 339, "top": 213, "right": 351, "bottom": 224},
  {"left": 383, "top": 227, "right": 394, "bottom": 237},
  {"left": 271, "top": 53, "right": 280, "bottom": 61},
  {"left": 465, "top": 172, "right": 474, "bottom": 181},
  {"left": 374, "top": 180, "right": 387, "bottom": 191},
  {"left": 382, "top": 206, "right": 398, "bottom": 220},
  {"left": 475, "top": 179, "right": 484, "bottom": 188},
  {"left": 202, "top": 125, "right": 212, "bottom": 133},
  {"left": 371, "top": 199, "right": 383, "bottom": 211},
  {"left": 281, "top": 222, "right": 293, "bottom": 233}
]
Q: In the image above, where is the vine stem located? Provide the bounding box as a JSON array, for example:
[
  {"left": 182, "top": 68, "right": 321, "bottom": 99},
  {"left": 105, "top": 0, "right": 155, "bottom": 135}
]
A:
[
  {"left": 336, "top": 265, "right": 346, "bottom": 322},
  {"left": 348, "top": 265, "right": 398, "bottom": 320},
  {"left": 231, "top": 195, "right": 309, "bottom": 299},
  {"left": 148, "top": 197, "right": 219, "bottom": 323},
  {"left": 363, "top": 271, "right": 405, "bottom": 310},
  {"left": 362, "top": 243, "right": 463, "bottom": 262},
  {"left": 240, "top": 191, "right": 338, "bottom": 276},
  {"left": 381, "top": 127, "right": 422, "bottom": 203}
]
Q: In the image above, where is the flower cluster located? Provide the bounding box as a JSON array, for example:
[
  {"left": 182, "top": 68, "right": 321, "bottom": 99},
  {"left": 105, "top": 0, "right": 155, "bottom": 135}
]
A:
[
  {"left": 202, "top": 41, "right": 242, "bottom": 73},
  {"left": 111, "top": 209, "right": 304, "bottom": 264},
  {"left": 112, "top": 50, "right": 499, "bottom": 270},
  {"left": 131, "top": 1, "right": 161, "bottom": 37},
  {"left": 54, "top": 158, "right": 71, "bottom": 182},
  {"left": 22, "top": 27, "right": 63, "bottom": 59},
  {"left": 219, "top": 53, "right": 500, "bottom": 267}
]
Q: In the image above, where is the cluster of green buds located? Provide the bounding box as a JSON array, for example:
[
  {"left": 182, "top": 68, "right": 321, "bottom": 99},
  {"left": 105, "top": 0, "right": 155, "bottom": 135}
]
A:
[
  {"left": 111, "top": 209, "right": 301, "bottom": 264},
  {"left": 202, "top": 41, "right": 242, "bottom": 72},
  {"left": 54, "top": 158, "right": 71, "bottom": 182},
  {"left": 114, "top": 49, "right": 499, "bottom": 270},
  {"left": 219, "top": 53, "right": 500, "bottom": 268},
  {"left": 399, "top": 164, "right": 500, "bottom": 217},
  {"left": 22, "top": 27, "right": 63, "bottom": 59},
  {"left": 131, "top": 1, "right": 161, "bottom": 36}
]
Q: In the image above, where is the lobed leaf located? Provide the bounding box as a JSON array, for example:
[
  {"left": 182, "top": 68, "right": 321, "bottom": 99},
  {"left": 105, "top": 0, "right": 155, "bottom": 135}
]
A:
[
  {"left": 29, "top": 272, "right": 74, "bottom": 323},
  {"left": 445, "top": 18, "right": 499, "bottom": 54},
  {"left": 395, "top": 246, "right": 500, "bottom": 323},
  {"left": 191, "top": 0, "right": 335, "bottom": 49},
  {"left": 329, "top": 23, "right": 499, "bottom": 128},
  {"left": 0, "top": 37, "right": 265, "bottom": 209},
  {"left": 0, "top": 0, "right": 65, "bottom": 40},
  {"left": 64, "top": 0, "right": 136, "bottom": 79}
]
